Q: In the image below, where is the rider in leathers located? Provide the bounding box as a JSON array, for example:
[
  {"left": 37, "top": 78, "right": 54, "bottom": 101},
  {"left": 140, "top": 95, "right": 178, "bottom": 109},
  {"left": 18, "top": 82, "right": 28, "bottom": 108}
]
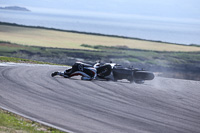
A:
[{"left": 51, "top": 62, "right": 100, "bottom": 80}]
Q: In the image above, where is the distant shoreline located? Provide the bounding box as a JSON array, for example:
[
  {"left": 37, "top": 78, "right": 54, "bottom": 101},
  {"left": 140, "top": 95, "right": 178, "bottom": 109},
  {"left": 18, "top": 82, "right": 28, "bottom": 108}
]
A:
[
  {"left": 0, "top": 6, "right": 30, "bottom": 12},
  {"left": 1, "top": 21, "right": 197, "bottom": 47}
]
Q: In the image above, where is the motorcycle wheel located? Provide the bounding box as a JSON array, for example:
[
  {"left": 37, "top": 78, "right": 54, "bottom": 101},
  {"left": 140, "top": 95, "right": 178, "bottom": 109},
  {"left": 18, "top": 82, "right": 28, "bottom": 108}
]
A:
[
  {"left": 134, "top": 71, "right": 154, "bottom": 80},
  {"left": 97, "top": 65, "right": 112, "bottom": 78}
]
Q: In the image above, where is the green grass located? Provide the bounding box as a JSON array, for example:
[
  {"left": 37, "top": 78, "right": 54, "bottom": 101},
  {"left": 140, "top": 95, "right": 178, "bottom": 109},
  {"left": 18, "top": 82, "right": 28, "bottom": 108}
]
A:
[
  {"left": 0, "top": 56, "right": 56, "bottom": 65},
  {"left": 81, "top": 44, "right": 200, "bottom": 66},
  {"left": 0, "top": 109, "right": 64, "bottom": 133},
  {"left": 1, "top": 41, "right": 200, "bottom": 68}
]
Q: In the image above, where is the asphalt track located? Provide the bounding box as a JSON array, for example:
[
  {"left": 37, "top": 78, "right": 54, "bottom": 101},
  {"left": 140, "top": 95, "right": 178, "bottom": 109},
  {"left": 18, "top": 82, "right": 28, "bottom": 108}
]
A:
[{"left": 0, "top": 63, "right": 200, "bottom": 133}]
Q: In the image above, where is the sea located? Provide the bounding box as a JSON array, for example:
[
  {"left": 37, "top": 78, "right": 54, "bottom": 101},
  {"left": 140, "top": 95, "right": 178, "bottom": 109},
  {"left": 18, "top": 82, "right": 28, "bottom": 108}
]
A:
[{"left": 0, "top": 10, "right": 200, "bottom": 45}]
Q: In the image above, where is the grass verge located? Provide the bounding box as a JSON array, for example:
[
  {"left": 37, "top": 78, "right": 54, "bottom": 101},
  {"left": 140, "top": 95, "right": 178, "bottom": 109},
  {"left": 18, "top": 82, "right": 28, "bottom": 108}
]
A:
[
  {"left": 0, "top": 56, "right": 50, "bottom": 64},
  {"left": 0, "top": 108, "right": 65, "bottom": 133}
]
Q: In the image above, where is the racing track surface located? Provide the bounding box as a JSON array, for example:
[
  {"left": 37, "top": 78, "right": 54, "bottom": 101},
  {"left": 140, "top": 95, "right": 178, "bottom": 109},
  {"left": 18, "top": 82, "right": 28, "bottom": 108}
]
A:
[{"left": 0, "top": 63, "right": 200, "bottom": 133}]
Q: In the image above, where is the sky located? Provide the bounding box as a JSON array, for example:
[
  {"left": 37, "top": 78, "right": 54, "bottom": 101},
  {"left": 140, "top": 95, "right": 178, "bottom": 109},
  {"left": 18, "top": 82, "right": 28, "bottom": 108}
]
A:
[{"left": 0, "top": 0, "right": 200, "bottom": 19}]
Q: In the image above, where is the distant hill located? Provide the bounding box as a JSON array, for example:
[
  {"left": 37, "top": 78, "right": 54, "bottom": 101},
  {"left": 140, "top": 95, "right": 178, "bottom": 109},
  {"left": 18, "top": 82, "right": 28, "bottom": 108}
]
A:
[{"left": 0, "top": 6, "right": 30, "bottom": 12}]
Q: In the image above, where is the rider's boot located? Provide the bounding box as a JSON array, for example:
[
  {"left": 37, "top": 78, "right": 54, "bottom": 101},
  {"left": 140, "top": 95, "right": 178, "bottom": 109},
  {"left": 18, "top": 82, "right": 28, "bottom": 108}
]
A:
[
  {"left": 51, "top": 71, "right": 69, "bottom": 78},
  {"left": 51, "top": 71, "right": 59, "bottom": 77}
]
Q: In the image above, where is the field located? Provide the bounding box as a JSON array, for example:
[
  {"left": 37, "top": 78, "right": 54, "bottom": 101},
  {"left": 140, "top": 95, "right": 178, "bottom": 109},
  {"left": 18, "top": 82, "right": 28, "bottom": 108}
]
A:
[{"left": 1, "top": 23, "right": 200, "bottom": 52}]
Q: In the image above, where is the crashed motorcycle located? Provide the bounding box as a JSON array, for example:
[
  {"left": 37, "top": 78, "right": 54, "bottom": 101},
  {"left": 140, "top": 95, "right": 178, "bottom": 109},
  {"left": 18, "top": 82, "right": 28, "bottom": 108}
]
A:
[{"left": 96, "top": 62, "right": 154, "bottom": 84}]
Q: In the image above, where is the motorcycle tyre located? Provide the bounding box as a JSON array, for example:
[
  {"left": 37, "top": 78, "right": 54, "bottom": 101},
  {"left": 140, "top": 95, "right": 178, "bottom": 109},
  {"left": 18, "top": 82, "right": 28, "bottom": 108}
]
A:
[{"left": 134, "top": 71, "right": 154, "bottom": 80}]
